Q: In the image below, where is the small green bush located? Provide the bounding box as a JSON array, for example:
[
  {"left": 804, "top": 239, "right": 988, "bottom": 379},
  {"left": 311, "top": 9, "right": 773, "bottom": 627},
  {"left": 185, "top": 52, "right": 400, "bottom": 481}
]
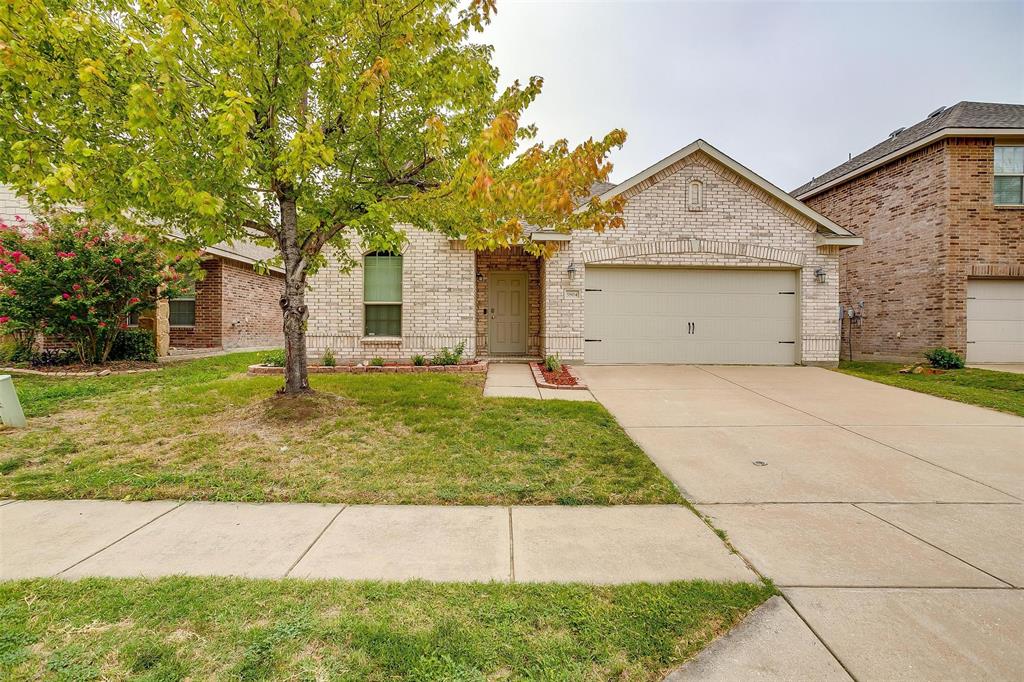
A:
[
  {"left": 261, "top": 349, "right": 286, "bottom": 367},
  {"left": 430, "top": 341, "right": 465, "bottom": 366},
  {"left": 369, "top": 356, "right": 385, "bottom": 367},
  {"left": 411, "top": 354, "right": 426, "bottom": 366},
  {"left": 924, "top": 347, "right": 964, "bottom": 370},
  {"left": 109, "top": 328, "right": 157, "bottom": 362},
  {"left": 543, "top": 354, "right": 562, "bottom": 373},
  {"left": 0, "top": 339, "right": 29, "bottom": 364},
  {"left": 30, "top": 348, "right": 77, "bottom": 367},
  {"left": 321, "top": 348, "right": 336, "bottom": 367}
]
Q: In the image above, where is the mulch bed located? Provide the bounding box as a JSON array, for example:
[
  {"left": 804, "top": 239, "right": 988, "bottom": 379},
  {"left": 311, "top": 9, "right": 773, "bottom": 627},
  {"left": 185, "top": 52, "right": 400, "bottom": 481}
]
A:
[
  {"left": 249, "top": 361, "right": 488, "bottom": 375},
  {"left": 530, "top": 362, "right": 588, "bottom": 390}
]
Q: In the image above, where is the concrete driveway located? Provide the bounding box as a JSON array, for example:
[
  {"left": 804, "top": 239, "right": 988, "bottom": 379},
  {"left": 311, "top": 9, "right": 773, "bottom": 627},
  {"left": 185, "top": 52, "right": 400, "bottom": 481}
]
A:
[{"left": 578, "top": 364, "right": 1024, "bottom": 681}]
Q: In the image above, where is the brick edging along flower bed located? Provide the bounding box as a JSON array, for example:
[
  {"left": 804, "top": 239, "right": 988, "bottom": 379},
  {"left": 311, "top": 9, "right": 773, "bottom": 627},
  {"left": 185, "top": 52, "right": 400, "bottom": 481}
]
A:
[
  {"left": 0, "top": 365, "right": 160, "bottom": 378},
  {"left": 248, "top": 361, "right": 488, "bottom": 375},
  {"left": 529, "top": 362, "right": 589, "bottom": 390}
]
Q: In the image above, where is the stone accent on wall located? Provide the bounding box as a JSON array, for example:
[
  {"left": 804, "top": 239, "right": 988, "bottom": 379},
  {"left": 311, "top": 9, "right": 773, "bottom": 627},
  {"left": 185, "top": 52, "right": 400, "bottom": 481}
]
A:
[
  {"left": 542, "top": 151, "right": 842, "bottom": 364},
  {"left": 805, "top": 136, "right": 1023, "bottom": 361},
  {"left": 306, "top": 227, "right": 475, "bottom": 363},
  {"left": 474, "top": 247, "right": 542, "bottom": 356}
]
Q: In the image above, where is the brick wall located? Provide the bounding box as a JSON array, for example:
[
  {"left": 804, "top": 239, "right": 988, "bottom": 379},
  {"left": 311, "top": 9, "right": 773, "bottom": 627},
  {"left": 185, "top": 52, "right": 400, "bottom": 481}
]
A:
[
  {"left": 306, "top": 229, "right": 475, "bottom": 363},
  {"left": 474, "top": 247, "right": 542, "bottom": 356},
  {"left": 170, "top": 258, "right": 222, "bottom": 349},
  {"left": 220, "top": 258, "right": 285, "bottom": 349},
  {"left": 0, "top": 185, "right": 36, "bottom": 223},
  {"left": 544, "top": 150, "right": 843, "bottom": 364},
  {"left": 805, "top": 137, "right": 1023, "bottom": 361}
]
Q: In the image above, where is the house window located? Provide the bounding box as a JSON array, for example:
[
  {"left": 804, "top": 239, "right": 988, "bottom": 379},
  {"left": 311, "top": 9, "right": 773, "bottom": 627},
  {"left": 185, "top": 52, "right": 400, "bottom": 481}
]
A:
[
  {"left": 364, "top": 251, "right": 402, "bottom": 337},
  {"left": 994, "top": 146, "right": 1024, "bottom": 205},
  {"left": 169, "top": 290, "right": 196, "bottom": 328},
  {"left": 126, "top": 310, "right": 141, "bottom": 327}
]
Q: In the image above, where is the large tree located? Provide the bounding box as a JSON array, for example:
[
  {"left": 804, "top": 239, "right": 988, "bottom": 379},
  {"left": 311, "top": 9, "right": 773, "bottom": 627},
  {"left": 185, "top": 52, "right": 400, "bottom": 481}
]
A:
[{"left": 0, "top": 0, "right": 625, "bottom": 393}]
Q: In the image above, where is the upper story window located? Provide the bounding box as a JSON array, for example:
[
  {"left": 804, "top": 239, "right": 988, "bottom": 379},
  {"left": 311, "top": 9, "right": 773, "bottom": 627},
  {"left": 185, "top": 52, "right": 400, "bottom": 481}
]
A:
[
  {"left": 364, "top": 251, "right": 402, "bottom": 337},
  {"left": 994, "top": 146, "right": 1024, "bottom": 205}
]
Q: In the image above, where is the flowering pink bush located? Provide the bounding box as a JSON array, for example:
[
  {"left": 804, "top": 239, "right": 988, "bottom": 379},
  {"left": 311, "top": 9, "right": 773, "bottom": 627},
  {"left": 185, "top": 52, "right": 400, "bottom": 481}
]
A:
[{"left": 0, "top": 215, "right": 198, "bottom": 363}]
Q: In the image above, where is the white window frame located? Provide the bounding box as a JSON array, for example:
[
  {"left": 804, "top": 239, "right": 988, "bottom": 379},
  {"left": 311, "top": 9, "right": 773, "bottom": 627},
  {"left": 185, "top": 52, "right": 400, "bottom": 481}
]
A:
[{"left": 994, "top": 145, "right": 1024, "bottom": 206}]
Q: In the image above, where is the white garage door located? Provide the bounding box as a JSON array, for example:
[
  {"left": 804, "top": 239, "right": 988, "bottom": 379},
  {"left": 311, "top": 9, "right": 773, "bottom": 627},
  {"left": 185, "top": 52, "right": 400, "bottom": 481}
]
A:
[
  {"left": 967, "top": 279, "right": 1024, "bottom": 363},
  {"left": 584, "top": 267, "right": 799, "bottom": 364}
]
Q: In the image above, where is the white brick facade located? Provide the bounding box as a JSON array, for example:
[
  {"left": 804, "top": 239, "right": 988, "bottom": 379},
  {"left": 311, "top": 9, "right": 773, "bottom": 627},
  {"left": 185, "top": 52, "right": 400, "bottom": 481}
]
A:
[
  {"left": 542, "top": 151, "right": 842, "bottom": 364},
  {"left": 306, "top": 228, "right": 477, "bottom": 362},
  {"left": 308, "top": 148, "right": 845, "bottom": 365}
]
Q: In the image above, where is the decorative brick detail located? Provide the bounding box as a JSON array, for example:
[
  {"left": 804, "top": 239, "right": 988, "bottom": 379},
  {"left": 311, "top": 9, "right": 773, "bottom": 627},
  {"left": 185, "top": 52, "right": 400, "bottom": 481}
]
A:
[
  {"left": 474, "top": 247, "right": 542, "bottom": 356},
  {"left": 805, "top": 137, "right": 1023, "bottom": 361},
  {"left": 543, "top": 151, "right": 842, "bottom": 363}
]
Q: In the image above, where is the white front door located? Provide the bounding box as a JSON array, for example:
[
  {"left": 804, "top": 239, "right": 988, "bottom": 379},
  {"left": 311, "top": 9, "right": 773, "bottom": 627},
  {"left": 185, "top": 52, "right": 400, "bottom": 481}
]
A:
[
  {"left": 584, "top": 267, "right": 799, "bottom": 364},
  {"left": 488, "top": 271, "right": 529, "bottom": 354}
]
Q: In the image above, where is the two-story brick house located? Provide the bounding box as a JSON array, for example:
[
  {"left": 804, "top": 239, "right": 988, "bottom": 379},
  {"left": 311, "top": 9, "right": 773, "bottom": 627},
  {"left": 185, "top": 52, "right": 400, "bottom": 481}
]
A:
[{"left": 794, "top": 102, "right": 1024, "bottom": 363}]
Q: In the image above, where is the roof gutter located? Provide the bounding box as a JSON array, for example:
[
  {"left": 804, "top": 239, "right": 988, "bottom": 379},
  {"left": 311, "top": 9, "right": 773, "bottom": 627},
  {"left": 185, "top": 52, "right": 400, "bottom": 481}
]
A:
[{"left": 796, "top": 127, "right": 1024, "bottom": 200}]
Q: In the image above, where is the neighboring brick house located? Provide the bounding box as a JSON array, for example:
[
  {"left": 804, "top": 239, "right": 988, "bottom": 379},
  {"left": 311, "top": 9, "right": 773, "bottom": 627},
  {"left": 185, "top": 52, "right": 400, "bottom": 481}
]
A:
[
  {"left": 794, "top": 101, "right": 1024, "bottom": 363},
  {"left": 0, "top": 186, "right": 285, "bottom": 355},
  {"left": 308, "top": 139, "right": 860, "bottom": 366}
]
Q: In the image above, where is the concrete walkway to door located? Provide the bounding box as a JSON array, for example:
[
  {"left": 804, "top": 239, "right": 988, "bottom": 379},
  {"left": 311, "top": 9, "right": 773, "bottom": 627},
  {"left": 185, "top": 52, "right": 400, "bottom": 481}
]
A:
[{"left": 577, "top": 364, "right": 1024, "bottom": 681}]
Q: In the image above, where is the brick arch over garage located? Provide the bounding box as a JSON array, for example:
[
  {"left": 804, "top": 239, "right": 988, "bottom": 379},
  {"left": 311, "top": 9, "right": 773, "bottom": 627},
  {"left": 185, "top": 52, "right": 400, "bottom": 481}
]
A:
[{"left": 580, "top": 240, "right": 807, "bottom": 267}]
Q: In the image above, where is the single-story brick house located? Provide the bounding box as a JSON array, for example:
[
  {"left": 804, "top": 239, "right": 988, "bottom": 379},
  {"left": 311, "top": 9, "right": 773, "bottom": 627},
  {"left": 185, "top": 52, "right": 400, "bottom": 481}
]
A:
[
  {"left": 308, "top": 140, "right": 861, "bottom": 366},
  {"left": 794, "top": 101, "right": 1024, "bottom": 363},
  {"left": 0, "top": 186, "right": 285, "bottom": 356}
]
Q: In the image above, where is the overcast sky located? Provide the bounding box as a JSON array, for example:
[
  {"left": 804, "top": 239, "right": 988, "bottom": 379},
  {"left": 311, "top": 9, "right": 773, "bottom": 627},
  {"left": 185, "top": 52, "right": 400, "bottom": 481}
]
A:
[{"left": 481, "top": 1, "right": 1024, "bottom": 192}]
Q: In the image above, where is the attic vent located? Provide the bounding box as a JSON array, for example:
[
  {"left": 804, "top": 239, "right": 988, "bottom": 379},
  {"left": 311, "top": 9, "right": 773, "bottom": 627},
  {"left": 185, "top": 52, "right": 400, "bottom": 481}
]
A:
[
  {"left": 889, "top": 127, "right": 906, "bottom": 139},
  {"left": 928, "top": 106, "right": 946, "bottom": 118}
]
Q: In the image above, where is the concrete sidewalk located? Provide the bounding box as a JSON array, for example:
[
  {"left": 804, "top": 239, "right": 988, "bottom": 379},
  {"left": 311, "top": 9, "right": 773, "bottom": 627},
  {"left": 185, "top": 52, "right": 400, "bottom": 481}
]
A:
[
  {"left": 483, "top": 362, "right": 595, "bottom": 401},
  {"left": 580, "top": 365, "right": 1024, "bottom": 681},
  {"left": 0, "top": 500, "right": 754, "bottom": 583}
]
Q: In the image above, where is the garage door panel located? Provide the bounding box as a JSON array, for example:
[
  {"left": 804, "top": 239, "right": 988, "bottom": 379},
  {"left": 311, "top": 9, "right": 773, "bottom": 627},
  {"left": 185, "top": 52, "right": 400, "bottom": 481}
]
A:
[
  {"left": 967, "top": 280, "right": 1024, "bottom": 363},
  {"left": 584, "top": 267, "right": 798, "bottom": 365}
]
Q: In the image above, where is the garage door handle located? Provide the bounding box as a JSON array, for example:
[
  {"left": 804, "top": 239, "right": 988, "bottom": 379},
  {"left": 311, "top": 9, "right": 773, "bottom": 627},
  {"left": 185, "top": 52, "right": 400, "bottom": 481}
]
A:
[
  {"left": 585, "top": 339, "right": 602, "bottom": 342},
  {"left": 778, "top": 341, "right": 795, "bottom": 344}
]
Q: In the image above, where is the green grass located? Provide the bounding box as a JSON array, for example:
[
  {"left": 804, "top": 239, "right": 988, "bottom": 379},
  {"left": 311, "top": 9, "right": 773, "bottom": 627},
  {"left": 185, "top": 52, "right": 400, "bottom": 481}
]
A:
[
  {"left": 837, "top": 361, "right": 1024, "bottom": 417},
  {"left": 0, "top": 353, "right": 681, "bottom": 505},
  {"left": 0, "top": 577, "right": 773, "bottom": 681}
]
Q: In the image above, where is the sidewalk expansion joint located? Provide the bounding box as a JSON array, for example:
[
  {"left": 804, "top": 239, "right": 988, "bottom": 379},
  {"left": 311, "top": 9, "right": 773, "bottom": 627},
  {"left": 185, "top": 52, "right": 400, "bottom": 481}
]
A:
[{"left": 284, "top": 505, "right": 347, "bottom": 578}]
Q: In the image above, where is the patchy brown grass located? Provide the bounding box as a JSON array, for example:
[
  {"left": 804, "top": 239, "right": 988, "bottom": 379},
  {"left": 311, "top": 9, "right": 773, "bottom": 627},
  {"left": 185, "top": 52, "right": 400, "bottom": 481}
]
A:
[{"left": 1, "top": 353, "right": 682, "bottom": 505}]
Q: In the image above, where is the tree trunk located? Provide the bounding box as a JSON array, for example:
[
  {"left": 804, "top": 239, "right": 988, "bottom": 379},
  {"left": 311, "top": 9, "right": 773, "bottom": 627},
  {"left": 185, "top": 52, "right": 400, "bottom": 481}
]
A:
[{"left": 278, "top": 195, "right": 311, "bottom": 394}]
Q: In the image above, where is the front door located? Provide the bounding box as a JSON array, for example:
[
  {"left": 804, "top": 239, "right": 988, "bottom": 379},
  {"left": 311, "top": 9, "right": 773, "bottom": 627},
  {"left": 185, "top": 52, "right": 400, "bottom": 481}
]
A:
[{"left": 488, "top": 271, "right": 529, "bottom": 354}]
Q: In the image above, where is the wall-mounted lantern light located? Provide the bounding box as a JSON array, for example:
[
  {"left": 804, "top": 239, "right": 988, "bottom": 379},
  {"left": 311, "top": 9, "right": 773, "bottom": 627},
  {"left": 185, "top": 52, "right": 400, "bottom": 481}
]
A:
[
  {"left": 476, "top": 270, "right": 484, "bottom": 282},
  {"left": 567, "top": 261, "right": 577, "bottom": 279},
  {"left": 814, "top": 267, "right": 827, "bottom": 284}
]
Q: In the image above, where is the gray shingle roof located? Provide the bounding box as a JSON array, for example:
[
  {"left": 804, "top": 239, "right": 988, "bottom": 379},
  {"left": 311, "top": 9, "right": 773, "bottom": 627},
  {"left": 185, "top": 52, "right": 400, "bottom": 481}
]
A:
[{"left": 793, "top": 101, "right": 1024, "bottom": 197}]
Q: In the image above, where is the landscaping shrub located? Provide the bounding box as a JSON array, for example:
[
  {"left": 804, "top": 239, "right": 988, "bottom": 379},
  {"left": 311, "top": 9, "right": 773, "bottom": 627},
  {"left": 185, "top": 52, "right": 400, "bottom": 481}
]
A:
[
  {"left": 0, "top": 338, "right": 30, "bottom": 364},
  {"left": 261, "top": 349, "right": 286, "bottom": 367},
  {"left": 369, "top": 356, "right": 385, "bottom": 367},
  {"left": 321, "top": 348, "right": 336, "bottom": 367},
  {"left": 430, "top": 341, "right": 466, "bottom": 366},
  {"left": 0, "top": 215, "right": 198, "bottom": 364},
  {"left": 109, "top": 328, "right": 157, "bottom": 362},
  {"left": 544, "top": 354, "right": 562, "bottom": 373},
  {"left": 29, "top": 348, "right": 77, "bottom": 367},
  {"left": 924, "top": 347, "right": 965, "bottom": 370},
  {"left": 411, "top": 354, "right": 426, "bottom": 366}
]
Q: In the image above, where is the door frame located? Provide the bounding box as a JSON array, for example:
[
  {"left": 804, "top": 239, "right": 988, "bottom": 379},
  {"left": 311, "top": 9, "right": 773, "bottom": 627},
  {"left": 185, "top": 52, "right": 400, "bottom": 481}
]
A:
[{"left": 487, "top": 270, "right": 529, "bottom": 355}]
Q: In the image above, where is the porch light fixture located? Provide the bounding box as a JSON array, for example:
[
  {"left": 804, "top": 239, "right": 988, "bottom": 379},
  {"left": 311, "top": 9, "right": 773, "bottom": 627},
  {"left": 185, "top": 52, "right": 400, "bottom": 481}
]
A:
[
  {"left": 476, "top": 270, "right": 484, "bottom": 282},
  {"left": 814, "top": 267, "right": 827, "bottom": 284},
  {"left": 567, "top": 261, "right": 577, "bottom": 279}
]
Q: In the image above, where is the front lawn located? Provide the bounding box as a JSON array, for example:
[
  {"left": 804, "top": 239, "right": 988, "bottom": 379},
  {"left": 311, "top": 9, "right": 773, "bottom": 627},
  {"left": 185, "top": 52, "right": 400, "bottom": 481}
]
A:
[
  {"left": 0, "top": 578, "right": 773, "bottom": 681},
  {"left": 0, "top": 353, "right": 681, "bottom": 505},
  {"left": 837, "top": 361, "right": 1024, "bottom": 417}
]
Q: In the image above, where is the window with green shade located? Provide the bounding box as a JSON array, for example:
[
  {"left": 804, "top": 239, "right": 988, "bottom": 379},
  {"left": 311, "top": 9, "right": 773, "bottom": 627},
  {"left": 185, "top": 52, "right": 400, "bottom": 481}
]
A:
[
  {"left": 994, "top": 146, "right": 1024, "bottom": 205},
  {"left": 169, "top": 297, "right": 196, "bottom": 327},
  {"left": 364, "top": 252, "right": 402, "bottom": 336}
]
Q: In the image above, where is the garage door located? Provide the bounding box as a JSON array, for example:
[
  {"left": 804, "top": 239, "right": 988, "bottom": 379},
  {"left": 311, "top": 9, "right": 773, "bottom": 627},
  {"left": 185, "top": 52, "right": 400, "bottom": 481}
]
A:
[
  {"left": 584, "top": 267, "right": 798, "bottom": 364},
  {"left": 967, "top": 279, "right": 1024, "bottom": 363}
]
